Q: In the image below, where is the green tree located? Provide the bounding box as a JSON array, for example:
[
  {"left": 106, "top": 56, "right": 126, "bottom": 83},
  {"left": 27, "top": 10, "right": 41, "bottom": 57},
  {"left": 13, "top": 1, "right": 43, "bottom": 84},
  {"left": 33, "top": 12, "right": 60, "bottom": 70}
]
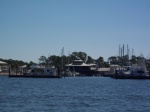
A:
[
  {"left": 86, "top": 56, "right": 94, "bottom": 64},
  {"left": 39, "top": 56, "right": 47, "bottom": 65},
  {"left": 96, "top": 56, "right": 104, "bottom": 67},
  {"left": 108, "top": 56, "right": 117, "bottom": 65},
  {"left": 27, "top": 61, "right": 36, "bottom": 69},
  {"left": 48, "top": 55, "right": 62, "bottom": 69},
  {"left": 71, "top": 52, "right": 87, "bottom": 62},
  {"left": 130, "top": 55, "right": 137, "bottom": 64}
]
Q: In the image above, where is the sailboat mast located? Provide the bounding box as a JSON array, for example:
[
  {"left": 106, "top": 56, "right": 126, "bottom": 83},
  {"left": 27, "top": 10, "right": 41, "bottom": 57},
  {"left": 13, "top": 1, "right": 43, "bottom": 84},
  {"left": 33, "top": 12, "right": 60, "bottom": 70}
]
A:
[
  {"left": 123, "top": 44, "right": 124, "bottom": 58},
  {"left": 127, "top": 44, "right": 129, "bottom": 61},
  {"left": 61, "top": 47, "right": 64, "bottom": 71},
  {"left": 119, "top": 44, "right": 121, "bottom": 57},
  {"left": 68, "top": 51, "right": 70, "bottom": 64}
]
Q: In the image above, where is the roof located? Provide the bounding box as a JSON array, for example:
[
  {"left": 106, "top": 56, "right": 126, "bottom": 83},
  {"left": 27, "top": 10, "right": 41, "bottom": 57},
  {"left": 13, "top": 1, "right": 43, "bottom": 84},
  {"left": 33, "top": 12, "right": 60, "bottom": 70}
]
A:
[
  {"left": 66, "top": 63, "right": 96, "bottom": 67},
  {"left": 30, "top": 65, "right": 40, "bottom": 69},
  {"left": 20, "top": 65, "right": 27, "bottom": 68},
  {"left": 97, "top": 68, "right": 110, "bottom": 72},
  {"left": 110, "top": 65, "right": 120, "bottom": 67},
  {"left": 0, "top": 61, "right": 7, "bottom": 65}
]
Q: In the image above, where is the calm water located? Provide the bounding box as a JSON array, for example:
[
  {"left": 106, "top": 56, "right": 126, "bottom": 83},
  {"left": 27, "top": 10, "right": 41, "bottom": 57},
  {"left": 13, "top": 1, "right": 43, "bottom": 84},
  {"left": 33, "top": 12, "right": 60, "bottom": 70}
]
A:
[{"left": 0, "top": 76, "right": 150, "bottom": 112}]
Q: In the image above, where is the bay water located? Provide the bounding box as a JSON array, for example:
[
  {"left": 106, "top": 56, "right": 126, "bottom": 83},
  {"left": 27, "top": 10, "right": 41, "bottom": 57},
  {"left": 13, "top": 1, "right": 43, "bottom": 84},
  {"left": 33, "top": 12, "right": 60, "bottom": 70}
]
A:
[{"left": 0, "top": 76, "right": 150, "bottom": 112}]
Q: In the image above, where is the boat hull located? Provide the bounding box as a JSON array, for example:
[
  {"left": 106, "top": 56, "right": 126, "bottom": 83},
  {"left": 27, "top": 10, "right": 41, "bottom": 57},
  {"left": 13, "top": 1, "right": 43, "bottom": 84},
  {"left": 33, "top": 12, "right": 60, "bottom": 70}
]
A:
[
  {"left": 9, "top": 75, "right": 61, "bottom": 78},
  {"left": 111, "top": 75, "right": 150, "bottom": 79}
]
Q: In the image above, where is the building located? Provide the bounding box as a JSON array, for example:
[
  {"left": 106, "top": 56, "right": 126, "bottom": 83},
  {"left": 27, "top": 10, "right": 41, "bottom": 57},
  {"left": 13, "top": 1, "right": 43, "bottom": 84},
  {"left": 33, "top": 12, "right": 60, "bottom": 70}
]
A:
[
  {"left": 65, "top": 59, "right": 98, "bottom": 76},
  {"left": 0, "top": 61, "right": 8, "bottom": 73}
]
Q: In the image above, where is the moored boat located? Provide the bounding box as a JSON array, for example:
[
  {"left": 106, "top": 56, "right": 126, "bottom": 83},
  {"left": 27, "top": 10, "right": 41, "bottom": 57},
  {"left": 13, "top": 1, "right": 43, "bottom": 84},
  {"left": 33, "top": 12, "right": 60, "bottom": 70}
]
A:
[
  {"left": 111, "top": 64, "right": 150, "bottom": 79},
  {"left": 9, "top": 65, "right": 61, "bottom": 78}
]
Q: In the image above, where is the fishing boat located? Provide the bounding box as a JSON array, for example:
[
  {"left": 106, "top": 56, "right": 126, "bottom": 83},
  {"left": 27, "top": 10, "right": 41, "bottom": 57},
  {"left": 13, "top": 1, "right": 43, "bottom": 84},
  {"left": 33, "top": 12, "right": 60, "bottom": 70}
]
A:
[
  {"left": 111, "top": 64, "right": 150, "bottom": 79},
  {"left": 110, "top": 44, "right": 150, "bottom": 79}
]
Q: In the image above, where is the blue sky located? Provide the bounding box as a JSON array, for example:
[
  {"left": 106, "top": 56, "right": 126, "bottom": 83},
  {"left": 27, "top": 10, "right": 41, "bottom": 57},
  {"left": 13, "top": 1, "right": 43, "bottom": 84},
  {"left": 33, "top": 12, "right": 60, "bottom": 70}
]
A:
[{"left": 0, "top": 0, "right": 150, "bottom": 62}]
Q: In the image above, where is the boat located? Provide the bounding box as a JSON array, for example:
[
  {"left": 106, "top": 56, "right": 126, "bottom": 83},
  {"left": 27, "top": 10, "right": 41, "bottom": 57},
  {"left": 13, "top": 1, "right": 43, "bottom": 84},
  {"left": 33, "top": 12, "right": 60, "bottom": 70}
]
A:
[
  {"left": 111, "top": 64, "right": 150, "bottom": 79},
  {"left": 110, "top": 44, "right": 150, "bottom": 79},
  {"left": 9, "top": 65, "right": 61, "bottom": 78},
  {"left": 62, "top": 69, "right": 80, "bottom": 77},
  {"left": 9, "top": 74, "right": 61, "bottom": 78}
]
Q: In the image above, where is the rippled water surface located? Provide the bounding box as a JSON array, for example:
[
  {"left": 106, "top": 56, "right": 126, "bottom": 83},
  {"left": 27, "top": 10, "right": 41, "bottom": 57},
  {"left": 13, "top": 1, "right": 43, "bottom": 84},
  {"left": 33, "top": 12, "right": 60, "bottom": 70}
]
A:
[{"left": 0, "top": 76, "right": 150, "bottom": 112}]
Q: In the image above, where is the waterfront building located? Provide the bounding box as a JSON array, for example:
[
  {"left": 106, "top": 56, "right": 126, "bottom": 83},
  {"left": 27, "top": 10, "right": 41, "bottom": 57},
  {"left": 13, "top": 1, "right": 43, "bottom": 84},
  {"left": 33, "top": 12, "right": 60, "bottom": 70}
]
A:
[
  {"left": 0, "top": 61, "right": 8, "bottom": 73},
  {"left": 65, "top": 59, "right": 98, "bottom": 76}
]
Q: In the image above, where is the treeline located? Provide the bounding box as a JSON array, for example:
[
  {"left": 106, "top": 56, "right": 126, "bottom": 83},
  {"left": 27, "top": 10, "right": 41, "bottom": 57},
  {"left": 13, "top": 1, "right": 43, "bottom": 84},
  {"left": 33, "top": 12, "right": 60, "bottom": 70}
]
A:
[
  {"left": 38, "top": 51, "right": 150, "bottom": 70},
  {"left": 1, "top": 51, "right": 150, "bottom": 70},
  {"left": 38, "top": 52, "right": 110, "bottom": 71},
  {"left": 0, "top": 58, "right": 35, "bottom": 69}
]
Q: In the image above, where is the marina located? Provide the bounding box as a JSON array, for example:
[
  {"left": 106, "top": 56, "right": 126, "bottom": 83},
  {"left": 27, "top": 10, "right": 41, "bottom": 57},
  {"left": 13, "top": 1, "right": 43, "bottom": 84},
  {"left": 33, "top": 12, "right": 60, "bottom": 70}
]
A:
[
  {"left": 1, "top": 55, "right": 150, "bottom": 79},
  {"left": 0, "top": 1, "right": 149, "bottom": 112},
  {"left": 0, "top": 45, "right": 150, "bottom": 79}
]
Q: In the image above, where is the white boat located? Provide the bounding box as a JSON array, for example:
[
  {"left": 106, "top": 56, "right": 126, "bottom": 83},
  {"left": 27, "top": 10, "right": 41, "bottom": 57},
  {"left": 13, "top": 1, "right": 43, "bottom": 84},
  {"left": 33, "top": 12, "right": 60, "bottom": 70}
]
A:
[
  {"left": 9, "top": 65, "right": 61, "bottom": 78},
  {"left": 29, "top": 65, "right": 57, "bottom": 76},
  {"left": 112, "top": 64, "right": 149, "bottom": 79}
]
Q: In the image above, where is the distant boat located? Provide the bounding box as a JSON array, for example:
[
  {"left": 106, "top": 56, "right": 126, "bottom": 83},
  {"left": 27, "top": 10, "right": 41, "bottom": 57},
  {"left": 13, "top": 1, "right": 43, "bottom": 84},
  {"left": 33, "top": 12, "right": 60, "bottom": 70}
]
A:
[
  {"left": 111, "top": 45, "right": 150, "bottom": 79},
  {"left": 9, "top": 65, "right": 61, "bottom": 78},
  {"left": 111, "top": 64, "right": 150, "bottom": 79}
]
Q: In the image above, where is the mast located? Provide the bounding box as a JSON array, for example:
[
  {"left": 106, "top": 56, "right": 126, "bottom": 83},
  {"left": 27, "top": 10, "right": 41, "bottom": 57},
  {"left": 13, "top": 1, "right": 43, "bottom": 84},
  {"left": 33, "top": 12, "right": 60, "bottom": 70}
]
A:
[
  {"left": 127, "top": 44, "right": 129, "bottom": 62},
  {"left": 121, "top": 47, "right": 122, "bottom": 66},
  {"left": 61, "top": 47, "right": 64, "bottom": 71},
  {"left": 68, "top": 51, "right": 70, "bottom": 64},
  {"left": 127, "top": 44, "right": 130, "bottom": 65},
  {"left": 128, "top": 45, "right": 130, "bottom": 60},
  {"left": 119, "top": 44, "right": 121, "bottom": 66},
  {"left": 119, "top": 44, "right": 120, "bottom": 57},
  {"left": 68, "top": 51, "right": 70, "bottom": 70},
  {"left": 123, "top": 44, "right": 124, "bottom": 58}
]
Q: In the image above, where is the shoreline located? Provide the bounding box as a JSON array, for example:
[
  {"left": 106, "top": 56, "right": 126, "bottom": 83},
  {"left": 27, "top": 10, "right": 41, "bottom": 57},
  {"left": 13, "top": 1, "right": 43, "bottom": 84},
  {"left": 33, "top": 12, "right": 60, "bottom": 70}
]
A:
[{"left": 0, "top": 73, "right": 9, "bottom": 75}]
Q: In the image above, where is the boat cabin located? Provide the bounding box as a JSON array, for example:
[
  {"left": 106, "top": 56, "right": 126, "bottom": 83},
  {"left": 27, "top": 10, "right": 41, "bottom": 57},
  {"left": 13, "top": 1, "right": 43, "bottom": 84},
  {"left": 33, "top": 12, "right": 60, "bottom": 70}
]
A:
[{"left": 29, "top": 65, "right": 57, "bottom": 76}]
